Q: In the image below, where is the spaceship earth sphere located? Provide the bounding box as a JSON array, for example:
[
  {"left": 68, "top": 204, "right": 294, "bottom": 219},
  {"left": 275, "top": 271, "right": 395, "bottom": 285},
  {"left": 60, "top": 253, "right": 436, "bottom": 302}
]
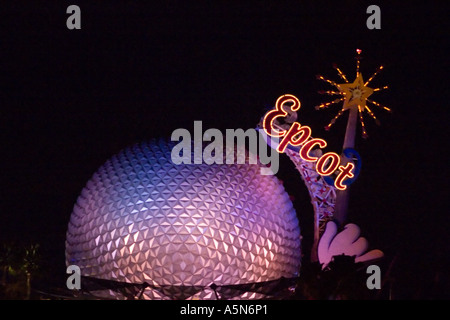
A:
[{"left": 66, "top": 139, "right": 301, "bottom": 299}]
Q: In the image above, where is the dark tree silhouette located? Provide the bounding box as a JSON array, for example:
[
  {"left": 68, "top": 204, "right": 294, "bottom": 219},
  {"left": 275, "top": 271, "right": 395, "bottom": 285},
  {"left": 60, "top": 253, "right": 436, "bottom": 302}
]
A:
[{"left": 22, "top": 244, "right": 40, "bottom": 300}]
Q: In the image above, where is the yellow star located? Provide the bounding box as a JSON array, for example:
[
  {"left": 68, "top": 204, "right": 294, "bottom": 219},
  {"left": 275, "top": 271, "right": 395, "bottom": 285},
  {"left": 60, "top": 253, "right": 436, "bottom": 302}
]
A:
[{"left": 338, "top": 73, "right": 374, "bottom": 111}]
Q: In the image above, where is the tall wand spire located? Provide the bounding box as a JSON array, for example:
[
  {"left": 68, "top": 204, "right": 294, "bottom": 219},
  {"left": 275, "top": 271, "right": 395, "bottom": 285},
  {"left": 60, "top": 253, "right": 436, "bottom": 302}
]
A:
[{"left": 316, "top": 49, "right": 391, "bottom": 225}]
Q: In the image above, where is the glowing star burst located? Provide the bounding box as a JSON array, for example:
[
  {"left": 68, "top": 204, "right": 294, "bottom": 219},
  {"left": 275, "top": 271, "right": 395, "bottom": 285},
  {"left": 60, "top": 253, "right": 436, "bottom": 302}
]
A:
[{"left": 315, "top": 49, "right": 391, "bottom": 138}]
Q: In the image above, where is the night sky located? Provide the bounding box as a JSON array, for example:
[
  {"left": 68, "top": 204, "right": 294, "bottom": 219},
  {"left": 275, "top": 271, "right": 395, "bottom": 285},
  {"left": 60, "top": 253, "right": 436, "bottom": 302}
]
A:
[{"left": 1, "top": 1, "right": 448, "bottom": 298}]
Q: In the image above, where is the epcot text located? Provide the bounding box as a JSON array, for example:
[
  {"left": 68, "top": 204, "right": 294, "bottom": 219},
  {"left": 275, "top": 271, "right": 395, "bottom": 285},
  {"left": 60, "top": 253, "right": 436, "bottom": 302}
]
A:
[
  {"left": 171, "top": 121, "right": 279, "bottom": 175},
  {"left": 263, "top": 94, "right": 355, "bottom": 190}
]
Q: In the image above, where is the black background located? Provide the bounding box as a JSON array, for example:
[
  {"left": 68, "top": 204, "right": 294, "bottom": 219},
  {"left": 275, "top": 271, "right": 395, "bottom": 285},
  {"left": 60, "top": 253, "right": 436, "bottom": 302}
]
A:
[{"left": 0, "top": 1, "right": 448, "bottom": 299}]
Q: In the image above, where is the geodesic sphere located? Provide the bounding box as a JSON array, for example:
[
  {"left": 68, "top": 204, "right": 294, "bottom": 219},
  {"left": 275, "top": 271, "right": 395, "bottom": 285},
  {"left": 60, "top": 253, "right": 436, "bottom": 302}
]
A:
[{"left": 65, "top": 139, "right": 301, "bottom": 299}]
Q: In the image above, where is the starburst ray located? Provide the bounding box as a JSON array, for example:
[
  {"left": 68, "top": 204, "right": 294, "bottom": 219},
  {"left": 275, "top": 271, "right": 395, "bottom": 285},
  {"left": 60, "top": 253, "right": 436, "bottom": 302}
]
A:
[
  {"left": 315, "top": 97, "right": 345, "bottom": 110},
  {"left": 364, "top": 65, "right": 384, "bottom": 86},
  {"left": 365, "top": 105, "right": 381, "bottom": 126},
  {"left": 366, "top": 98, "right": 392, "bottom": 113},
  {"left": 318, "top": 90, "right": 342, "bottom": 96},
  {"left": 316, "top": 75, "right": 340, "bottom": 88},
  {"left": 357, "top": 105, "right": 368, "bottom": 139},
  {"left": 324, "top": 108, "right": 345, "bottom": 131},
  {"left": 355, "top": 49, "right": 362, "bottom": 77},
  {"left": 332, "top": 63, "right": 349, "bottom": 83},
  {"left": 373, "top": 85, "right": 389, "bottom": 92}
]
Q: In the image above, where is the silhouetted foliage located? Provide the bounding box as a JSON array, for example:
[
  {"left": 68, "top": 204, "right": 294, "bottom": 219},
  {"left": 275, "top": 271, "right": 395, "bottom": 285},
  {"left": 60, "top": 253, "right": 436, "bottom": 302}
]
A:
[
  {"left": 296, "top": 254, "right": 375, "bottom": 300},
  {"left": 0, "top": 242, "right": 41, "bottom": 299}
]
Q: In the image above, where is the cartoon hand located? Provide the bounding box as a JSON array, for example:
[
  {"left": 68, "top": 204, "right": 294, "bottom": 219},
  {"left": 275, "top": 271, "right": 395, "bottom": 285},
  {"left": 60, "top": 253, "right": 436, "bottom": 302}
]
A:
[{"left": 318, "top": 221, "right": 384, "bottom": 268}]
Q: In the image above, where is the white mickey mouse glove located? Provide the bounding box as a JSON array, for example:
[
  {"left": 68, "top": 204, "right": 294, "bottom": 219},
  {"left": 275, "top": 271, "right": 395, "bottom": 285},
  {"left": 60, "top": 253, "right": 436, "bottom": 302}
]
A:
[{"left": 318, "top": 221, "right": 384, "bottom": 268}]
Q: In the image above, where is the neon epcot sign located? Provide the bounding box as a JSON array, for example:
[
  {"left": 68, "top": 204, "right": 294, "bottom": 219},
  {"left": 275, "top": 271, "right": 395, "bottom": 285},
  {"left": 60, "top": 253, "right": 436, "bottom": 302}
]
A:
[{"left": 262, "top": 94, "right": 357, "bottom": 191}]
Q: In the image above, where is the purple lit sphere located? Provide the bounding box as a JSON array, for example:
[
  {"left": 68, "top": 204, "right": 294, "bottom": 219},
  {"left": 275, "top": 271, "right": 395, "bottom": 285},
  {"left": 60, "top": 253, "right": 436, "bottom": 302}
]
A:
[{"left": 66, "top": 139, "right": 301, "bottom": 299}]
